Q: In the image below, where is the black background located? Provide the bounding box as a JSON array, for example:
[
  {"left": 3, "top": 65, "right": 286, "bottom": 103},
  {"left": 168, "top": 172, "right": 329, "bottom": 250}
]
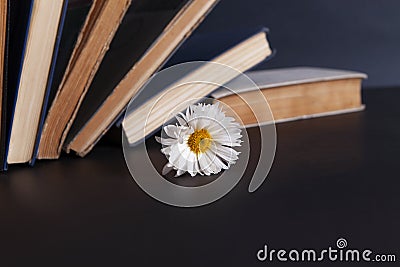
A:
[{"left": 195, "top": 0, "right": 400, "bottom": 88}]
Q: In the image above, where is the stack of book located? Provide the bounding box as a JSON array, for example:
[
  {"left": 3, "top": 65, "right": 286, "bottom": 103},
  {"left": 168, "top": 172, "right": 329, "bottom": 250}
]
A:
[{"left": 0, "top": 0, "right": 365, "bottom": 171}]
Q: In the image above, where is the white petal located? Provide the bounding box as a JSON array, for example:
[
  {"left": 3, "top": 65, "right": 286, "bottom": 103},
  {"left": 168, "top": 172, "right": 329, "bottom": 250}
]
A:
[
  {"left": 163, "top": 125, "right": 179, "bottom": 138},
  {"left": 187, "top": 152, "right": 199, "bottom": 176},
  {"left": 162, "top": 163, "right": 173, "bottom": 175},
  {"left": 211, "top": 145, "right": 239, "bottom": 163},
  {"left": 155, "top": 136, "right": 162, "bottom": 143},
  {"left": 205, "top": 150, "right": 225, "bottom": 173},
  {"left": 158, "top": 138, "right": 178, "bottom": 146},
  {"left": 212, "top": 133, "right": 242, "bottom": 146},
  {"left": 160, "top": 146, "right": 171, "bottom": 155},
  {"left": 168, "top": 144, "right": 183, "bottom": 167},
  {"left": 176, "top": 115, "right": 187, "bottom": 126},
  {"left": 186, "top": 105, "right": 192, "bottom": 121},
  {"left": 175, "top": 169, "right": 185, "bottom": 177},
  {"left": 198, "top": 153, "right": 212, "bottom": 175}
]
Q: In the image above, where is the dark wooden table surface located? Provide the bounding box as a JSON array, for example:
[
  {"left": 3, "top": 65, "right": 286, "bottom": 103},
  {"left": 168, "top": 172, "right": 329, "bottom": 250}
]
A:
[{"left": 1, "top": 88, "right": 399, "bottom": 266}]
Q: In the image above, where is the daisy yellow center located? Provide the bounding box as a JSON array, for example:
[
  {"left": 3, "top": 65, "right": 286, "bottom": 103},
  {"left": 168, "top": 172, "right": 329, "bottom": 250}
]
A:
[{"left": 187, "top": 129, "right": 212, "bottom": 154}]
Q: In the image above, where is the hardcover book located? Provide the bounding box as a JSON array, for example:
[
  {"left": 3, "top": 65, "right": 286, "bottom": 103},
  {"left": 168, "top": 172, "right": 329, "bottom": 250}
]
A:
[
  {"left": 64, "top": 0, "right": 219, "bottom": 156},
  {"left": 1, "top": 0, "right": 34, "bottom": 170},
  {"left": 37, "top": 0, "right": 134, "bottom": 160},
  {"left": 30, "top": 0, "right": 91, "bottom": 164},
  {"left": 121, "top": 29, "right": 273, "bottom": 146},
  {"left": 6, "top": 0, "right": 68, "bottom": 166},
  {"left": 212, "top": 67, "right": 367, "bottom": 127}
]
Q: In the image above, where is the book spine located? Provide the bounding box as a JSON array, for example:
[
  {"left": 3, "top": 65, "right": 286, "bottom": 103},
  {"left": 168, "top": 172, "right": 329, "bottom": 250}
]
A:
[{"left": 0, "top": 0, "right": 9, "bottom": 171}]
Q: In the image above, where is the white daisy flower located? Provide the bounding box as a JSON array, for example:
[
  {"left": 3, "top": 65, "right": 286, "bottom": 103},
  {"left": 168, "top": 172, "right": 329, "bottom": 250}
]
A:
[{"left": 156, "top": 103, "right": 242, "bottom": 177}]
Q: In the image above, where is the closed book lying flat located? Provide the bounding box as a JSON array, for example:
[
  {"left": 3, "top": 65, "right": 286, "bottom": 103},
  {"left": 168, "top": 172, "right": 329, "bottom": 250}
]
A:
[
  {"left": 212, "top": 67, "right": 367, "bottom": 127},
  {"left": 37, "top": 0, "right": 133, "bottom": 160},
  {"left": 66, "top": 0, "right": 219, "bottom": 157},
  {"left": 122, "top": 29, "right": 273, "bottom": 146},
  {"left": 5, "top": 0, "right": 68, "bottom": 166}
]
